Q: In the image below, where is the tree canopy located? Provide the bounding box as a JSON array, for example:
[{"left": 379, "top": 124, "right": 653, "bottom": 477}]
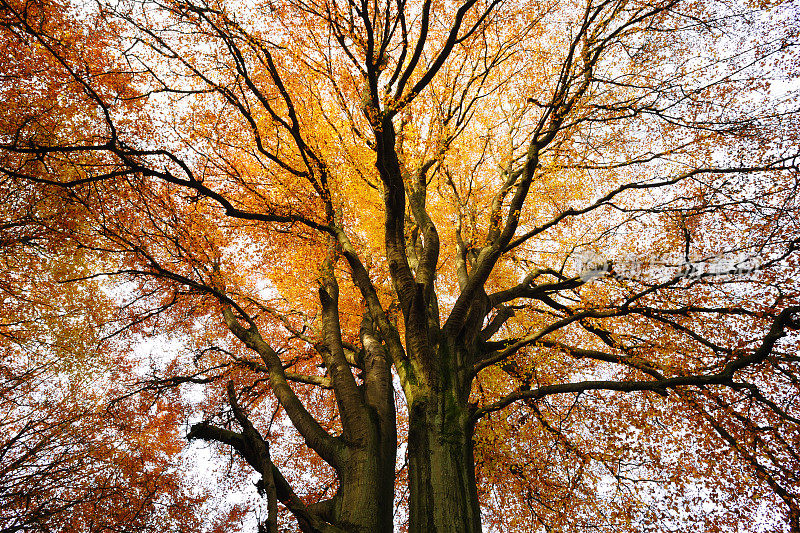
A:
[{"left": 1, "top": 0, "right": 799, "bottom": 531}]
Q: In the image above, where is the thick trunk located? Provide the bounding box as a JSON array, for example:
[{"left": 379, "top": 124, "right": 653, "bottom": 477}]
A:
[
  {"left": 407, "top": 393, "right": 481, "bottom": 533},
  {"left": 333, "top": 433, "right": 396, "bottom": 533}
]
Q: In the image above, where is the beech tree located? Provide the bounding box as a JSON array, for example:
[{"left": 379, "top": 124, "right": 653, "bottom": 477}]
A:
[
  {"left": 1, "top": 0, "right": 799, "bottom": 531},
  {"left": 0, "top": 180, "right": 208, "bottom": 531}
]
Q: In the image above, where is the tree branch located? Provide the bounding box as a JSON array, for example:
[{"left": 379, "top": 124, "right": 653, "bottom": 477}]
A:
[{"left": 473, "top": 306, "right": 800, "bottom": 422}]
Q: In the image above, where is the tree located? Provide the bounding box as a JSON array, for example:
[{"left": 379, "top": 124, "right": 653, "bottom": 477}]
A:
[
  {"left": 1, "top": 0, "right": 799, "bottom": 531},
  {"left": 0, "top": 179, "right": 208, "bottom": 532},
  {"left": 0, "top": 5, "right": 215, "bottom": 532}
]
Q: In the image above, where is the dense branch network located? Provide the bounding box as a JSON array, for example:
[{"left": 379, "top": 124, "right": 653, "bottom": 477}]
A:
[{"left": 1, "top": 0, "right": 799, "bottom": 530}]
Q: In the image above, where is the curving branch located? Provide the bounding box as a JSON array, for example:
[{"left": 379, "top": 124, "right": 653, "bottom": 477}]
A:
[{"left": 472, "top": 306, "right": 800, "bottom": 423}]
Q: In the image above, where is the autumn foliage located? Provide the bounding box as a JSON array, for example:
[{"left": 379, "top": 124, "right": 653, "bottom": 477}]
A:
[{"left": 1, "top": 0, "right": 799, "bottom": 531}]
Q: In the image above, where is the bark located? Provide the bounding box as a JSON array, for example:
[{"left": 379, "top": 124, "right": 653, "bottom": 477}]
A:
[
  {"left": 407, "top": 393, "right": 481, "bottom": 533},
  {"left": 332, "top": 438, "right": 396, "bottom": 533},
  {"left": 404, "top": 339, "right": 483, "bottom": 533}
]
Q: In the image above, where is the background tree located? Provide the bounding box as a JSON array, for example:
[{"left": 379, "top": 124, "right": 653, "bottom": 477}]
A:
[
  {"left": 0, "top": 5, "right": 228, "bottom": 532},
  {"left": 0, "top": 176, "right": 211, "bottom": 532},
  {"left": 1, "top": 0, "right": 799, "bottom": 531}
]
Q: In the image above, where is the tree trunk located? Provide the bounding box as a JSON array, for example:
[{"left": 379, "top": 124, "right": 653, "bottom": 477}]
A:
[
  {"left": 333, "top": 433, "right": 396, "bottom": 533},
  {"left": 406, "top": 391, "right": 482, "bottom": 533}
]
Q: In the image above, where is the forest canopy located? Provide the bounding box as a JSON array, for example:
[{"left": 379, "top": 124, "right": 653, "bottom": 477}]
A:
[{"left": 1, "top": 0, "right": 799, "bottom": 531}]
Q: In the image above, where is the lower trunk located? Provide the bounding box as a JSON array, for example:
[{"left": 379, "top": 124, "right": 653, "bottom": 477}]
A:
[
  {"left": 407, "top": 395, "right": 482, "bottom": 533},
  {"left": 332, "top": 441, "right": 396, "bottom": 533}
]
